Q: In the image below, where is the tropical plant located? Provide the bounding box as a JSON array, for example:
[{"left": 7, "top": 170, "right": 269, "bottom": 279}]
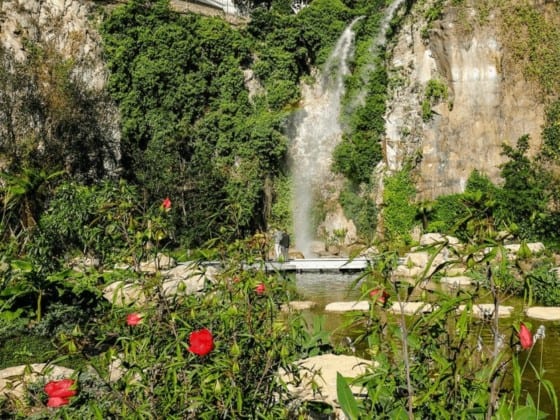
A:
[
  {"left": 0, "top": 167, "right": 64, "bottom": 240},
  {"left": 337, "top": 242, "right": 558, "bottom": 419}
]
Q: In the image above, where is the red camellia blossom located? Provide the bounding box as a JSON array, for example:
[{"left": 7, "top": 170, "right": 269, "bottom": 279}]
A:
[
  {"left": 162, "top": 197, "right": 172, "bottom": 211},
  {"left": 369, "top": 288, "right": 389, "bottom": 305},
  {"left": 255, "top": 283, "right": 266, "bottom": 295},
  {"left": 188, "top": 328, "right": 214, "bottom": 356},
  {"left": 519, "top": 323, "right": 533, "bottom": 350},
  {"left": 47, "top": 396, "right": 71, "bottom": 407},
  {"left": 45, "top": 379, "right": 77, "bottom": 407},
  {"left": 127, "top": 313, "right": 142, "bottom": 326}
]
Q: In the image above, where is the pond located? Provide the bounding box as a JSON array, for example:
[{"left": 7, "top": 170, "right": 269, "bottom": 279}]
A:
[{"left": 293, "top": 272, "right": 560, "bottom": 415}]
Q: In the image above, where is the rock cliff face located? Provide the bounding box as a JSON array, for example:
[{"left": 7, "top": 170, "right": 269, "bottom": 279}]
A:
[
  {"left": 1, "top": 0, "right": 107, "bottom": 89},
  {"left": 0, "top": 0, "right": 120, "bottom": 175},
  {"left": 385, "top": 2, "right": 546, "bottom": 200}
]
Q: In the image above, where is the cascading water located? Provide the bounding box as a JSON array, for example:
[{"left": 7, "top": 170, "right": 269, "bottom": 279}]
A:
[
  {"left": 288, "top": 17, "right": 362, "bottom": 258},
  {"left": 288, "top": 1, "right": 405, "bottom": 258}
]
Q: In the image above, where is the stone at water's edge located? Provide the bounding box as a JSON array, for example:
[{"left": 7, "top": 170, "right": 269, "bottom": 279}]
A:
[
  {"left": 102, "top": 260, "right": 217, "bottom": 306},
  {"left": 279, "top": 354, "right": 372, "bottom": 419},
  {"left": 281, "top": 301, "right": 316, "bottom": 311},
  {"left": 389, "top": 301, "right": 437, "bottom": 315},
  {"left": 526, "top": 307, "right": 560, "bottom": 321},
  {"left": 0, "top": 364, "right": 75, "bottom": 401},
  {"left": 440, "top": 276, "right": 474, "bottom": 287},
  {"left": 457, "top": 304, "right": 514, "bottom": 318},
  {"left": 325, "top": 301, "right": 370, "bottom": 312}
]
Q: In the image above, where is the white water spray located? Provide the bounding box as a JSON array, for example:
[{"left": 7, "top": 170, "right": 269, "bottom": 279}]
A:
[
  {"left": 288, "top": 1, "right": 405, "bottom": 258},
  {"left": 288, "top": 17, "right": 362, "bottom": 258},
  {"left": 354, "top": 0, "right": 406, "bottom": 107}
]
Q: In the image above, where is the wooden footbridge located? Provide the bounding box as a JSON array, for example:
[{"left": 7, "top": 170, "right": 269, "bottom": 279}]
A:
[{"left": 256, "top": 257, "right": 371, "bottom": 273}]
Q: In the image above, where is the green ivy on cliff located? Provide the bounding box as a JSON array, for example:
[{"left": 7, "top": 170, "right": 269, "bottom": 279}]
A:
[
  {"left": 99, "top": 0, "right": 363, "bottom": 245},
  {"left": 382, "top": 167, "right": 417, "bottom": 242}
]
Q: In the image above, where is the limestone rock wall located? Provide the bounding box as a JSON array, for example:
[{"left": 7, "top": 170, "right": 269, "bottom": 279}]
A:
[
  {"left": 1, "top": 0, "right": 107, "bottom": 90},
  {"left": 385, "top": 2, "right": 545, "bottom": 200},
  {"left": 0, "top": 0, "right": 121, "bottom": 175}
]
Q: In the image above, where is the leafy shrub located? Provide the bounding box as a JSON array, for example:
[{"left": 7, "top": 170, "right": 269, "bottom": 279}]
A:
[
  {"left": 337, "top": 247, "right": 557, "bottom": 418},
  {"left": 526, "top": 265, "right": 560, "bottom": 306},
  {"left": 339, "top": 186, "right": 377, "bottom": 242},
  {"left": 422, "top": 78, "right": 448, "bottom": 121},
  {"left": 382, "top": 168, "right": 417, "bottom": 241},
  {"left": 2, "top": 239, "right": 322, "bottom": 418}
]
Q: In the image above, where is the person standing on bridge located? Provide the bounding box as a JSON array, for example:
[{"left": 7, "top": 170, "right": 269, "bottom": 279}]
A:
[
  {"left": 280, "top": 231, "right": 290, "bottom": 261},
  {"left": 274, "top": 229, "right": 283, "bottom": 261}
]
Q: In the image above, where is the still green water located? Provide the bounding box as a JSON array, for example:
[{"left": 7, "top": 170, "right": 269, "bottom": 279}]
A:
[{"left": 294, "top": 272, "right": 560, "bottom": 416}]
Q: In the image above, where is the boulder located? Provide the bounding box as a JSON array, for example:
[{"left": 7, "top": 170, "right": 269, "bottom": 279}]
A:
[
  {"left": 103, "top": 281, "right": 146, "bottom": 307},
  {"left": 399, "top": 250, "right": 448, "bottom": 278},
  {"left": 281, "top": 301, "right": 316, "bottom": 311},
  {"left": 160, "top": 263, "right": 216, "bottom": 298},
  {"left": 458, "top": 304, "right": 514, "bottom": 318},
  {"left": 324, "top": 301, "right": 370, "bottom": 312},
  {"left": 420, "top": 233, "right": 460, "bottom": 247},
  {"left": 526, "top": 306, "right": 560, "bottom": 321},
  {"left": 103, "top": 262, "right": 218, "bottom": 305},
  {"left": 279, "top": 354, "right": 372, "bottom": 418},
  {"left": 440, "top": 276, "right": 473, "bottom": 287},
  {"left": 499, "top": 243, "right": 546, "bottom": 260},
  {"left": 139, "top": 253, "right": 176, "bottom": 273},
  {"left": 69, "top": 255, "right": 100, "bottom": 272},
  {"left": 389, "top": 301, "right": 437, "bottom": 315}
]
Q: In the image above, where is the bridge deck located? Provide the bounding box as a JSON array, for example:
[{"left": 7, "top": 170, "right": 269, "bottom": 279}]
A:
[{"left": 261, "top": 257, "right": 370, "bottom": 272}]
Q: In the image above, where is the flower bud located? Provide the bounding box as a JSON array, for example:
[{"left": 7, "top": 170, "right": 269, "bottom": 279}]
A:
[{"left": 231, "top": 342, "right": 241, "bottom": 357}]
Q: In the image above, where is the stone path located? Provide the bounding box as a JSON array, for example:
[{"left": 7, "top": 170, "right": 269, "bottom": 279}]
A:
[
  {"left": 301, "top": 299, "right": 560, "bottom": 321},
  {"left": 526, "top": 307, "right": 560, "bottom": 321}
]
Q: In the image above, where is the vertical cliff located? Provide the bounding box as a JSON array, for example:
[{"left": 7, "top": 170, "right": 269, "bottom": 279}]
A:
[
  {"left": 384, "top": 1, "right": 551, "bottom": 200},
  {"left": 0, "top": 0, "right": 120, "bottom": 177}
]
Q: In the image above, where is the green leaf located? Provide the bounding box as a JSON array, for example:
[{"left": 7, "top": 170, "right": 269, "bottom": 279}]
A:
[
  {"left": 10, "top": 259, "right": 34, "bottom": 272},
  {"left": 336, "top": 372, "right": 359, "bottom": 420},
  {"left": 512, "top": 355, "right": 521, "bottom": 405},
  {"left": 388, "top": 406, "right": 409, "bottom": 420},
  {"left": 540, "top": 378, "right": 558, "bottom": 419},
  {"left": 513, "top": 405, "right": 547, "bottom": 420}
]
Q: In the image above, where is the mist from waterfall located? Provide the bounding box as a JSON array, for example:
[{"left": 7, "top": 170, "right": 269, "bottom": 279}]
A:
[{"left": 288, "top": 18, "right": 362, "bottom": 258}]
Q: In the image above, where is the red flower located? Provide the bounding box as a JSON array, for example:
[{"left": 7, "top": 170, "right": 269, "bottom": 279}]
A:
[
  {"left": 127, "top": 313, "right": 142, "bottom": 326},
  {"left": 255, "top": 283, "right": 266, "bottom": 295},
  {"left": 519, "top": 323, "right": 533, "bottom": 350},
  {"left": 369, "top": 288, "right": 389, "bottom": 305},
  {"left": 162, "top": 197, "right": 171, "bottom": 211},
  {"left": 188, "top": 328, "right": 214, "bottom": 356},
  {"left": 47, "top": 396, "right": 71, "bottom": 407},
  {"left": 45, "top": 379, "right": 77, "bottom": 407}
]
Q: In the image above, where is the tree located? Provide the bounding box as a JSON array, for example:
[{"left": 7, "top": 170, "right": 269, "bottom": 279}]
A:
[{"left": 499, "top": 135, "right": 546, "bottom": 238}]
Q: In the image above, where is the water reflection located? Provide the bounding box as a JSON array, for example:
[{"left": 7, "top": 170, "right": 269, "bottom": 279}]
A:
[{"left": 293, "top": 272, "right": 560, "bottom": 415}]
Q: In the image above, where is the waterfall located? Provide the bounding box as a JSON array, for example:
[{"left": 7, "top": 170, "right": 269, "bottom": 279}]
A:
[
  {"left": 288, "top": 17, "right": 362, "bottom": 258},
  {"left": 287, "top": 1, "right": 407, "bottom": 257}
]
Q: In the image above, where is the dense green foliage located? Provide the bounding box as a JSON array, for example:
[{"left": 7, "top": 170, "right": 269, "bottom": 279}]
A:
[
  {"left": 501, "top": 3, "right": 560, "bottom": 96},
  {"left": 0, "top": 45, "right": 117, "bottom": 183},
  {"left": 0, "top": 238, "right": 326, "bottom": 418},
  {"left": 337, "top": 246, "right": 557, "bottom": 418},
  {"left": 382, "top": 167, "right": 416, "bottom": 243},
  {"left": 339, "top": 184, "right": 377, "bottom": 243},
  {"left": 98, "top": 0, "right": 366, "bottom": 245},
  {"left": 421, "top": 78, "right": 448, "bottom": 121}
]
